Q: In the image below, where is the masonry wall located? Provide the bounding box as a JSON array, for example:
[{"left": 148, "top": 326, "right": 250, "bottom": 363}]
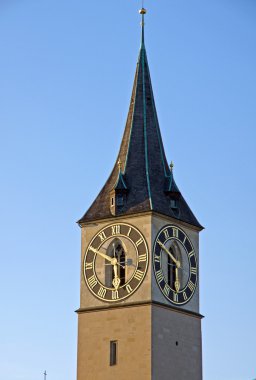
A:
[
  {"left": 77, "top": 305, "right": 151, "bottom": 380},
  {"left": 152, "top": 304, "right": 202, "bottom": 380}
]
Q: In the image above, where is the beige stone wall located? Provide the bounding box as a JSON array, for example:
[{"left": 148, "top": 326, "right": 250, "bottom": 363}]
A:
[
  {"left": 77, "top": 305, "right": 151, "bottom": 380},
  {"left": 152, "top": 304, "right": 202, "bottom": 380}
]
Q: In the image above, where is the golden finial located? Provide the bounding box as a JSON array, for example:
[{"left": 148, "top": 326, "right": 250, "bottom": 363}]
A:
[
  {"left": 139, "top": 8, "right": 147, "bottom": 15},
  {"left": 170, "top": 161, "right": 174, "bottom": 172},
  {"left": 139, "top": 5, "right": 147, "bottom": 43},
  {"left": 118, "top": 158, "right": 122, "bottom": 171}
]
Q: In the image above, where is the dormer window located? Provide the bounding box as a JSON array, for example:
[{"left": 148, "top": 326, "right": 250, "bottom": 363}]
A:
[
  {"left": 110, "top": 159, "right": 128, "bottom": 216},
  {"left": 116, "top": 194, "right": 124, "bottom": 207},
  {"left": 170, "top": 199, "right": 178, "bottom": 210}
]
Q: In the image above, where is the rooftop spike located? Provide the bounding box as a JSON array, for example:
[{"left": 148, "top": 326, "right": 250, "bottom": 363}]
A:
[{"left": 139, "top": 8, "right": 147, "bottom": 46}]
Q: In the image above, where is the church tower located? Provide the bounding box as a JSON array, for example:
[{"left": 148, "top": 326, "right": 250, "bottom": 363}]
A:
[{"left": 77, "top": 8, "right": 203, "bottom": 380}]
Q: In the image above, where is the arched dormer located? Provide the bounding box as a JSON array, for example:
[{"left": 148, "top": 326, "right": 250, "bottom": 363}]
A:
[
  {"left": 110, "top": 159, "right": 128, "bottom": 216},
  {"left": 164, "top": 162, "right": 181, "bottom": 217}
]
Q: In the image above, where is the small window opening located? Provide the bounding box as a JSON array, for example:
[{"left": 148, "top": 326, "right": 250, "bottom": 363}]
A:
[
  {"left": 170, "top": 199, "right": 178, "bottom": 209},
  {"left": 110, "top": 341, "right": 118, "bottom": 366},
  {"left": 111, "top": 197, "right": 114, "bottom": 206},
  {"left": 176, "top": 341, "right": 179, "bottom": 346}
]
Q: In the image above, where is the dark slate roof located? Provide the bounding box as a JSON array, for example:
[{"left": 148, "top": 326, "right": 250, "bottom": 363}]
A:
[{"left": 79, "top": 21, "right": 202, "bottom": 229}]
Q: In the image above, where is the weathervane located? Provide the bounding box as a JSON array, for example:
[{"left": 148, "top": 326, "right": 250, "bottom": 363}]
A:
[{"left": 44, "top": 370, "right": 47, "bottom": 380}]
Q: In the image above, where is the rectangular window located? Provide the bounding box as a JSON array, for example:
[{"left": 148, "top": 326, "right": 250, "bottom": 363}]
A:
[
  {"left": 110, "top": 340, "right": 118, "bottom": 366},
  {"left": 170, "top": 199, "right": 178, "bottom": 209}
]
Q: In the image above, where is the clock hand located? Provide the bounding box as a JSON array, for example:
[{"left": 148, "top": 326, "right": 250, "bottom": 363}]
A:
[
  {"left": 89, "top": 247, "right": 121, "bottom": 289},
  {"left": 168, "top": 262, "right": 184, "bottom": 271},
  {"left": 112, "top": 262, "right": 121, "bottom": 290},
  {"left": 157, "top": 240, "right": 181, "bottom": 268},
  {"left": 116, "top": 261, "right": 126, "bottom": 269},
  {"left": 174, "top": 267, "right": 180, "bottom": 292},
  {"left": 105, "top": 261, "right": 126, "bottom": 269},
  {"left": 89, "top": 246, "right": 113, "bottom": 263}
]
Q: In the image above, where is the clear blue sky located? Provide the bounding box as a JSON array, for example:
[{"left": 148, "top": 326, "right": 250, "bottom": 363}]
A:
[{"left": 0, "top": 1, "right": 255, "bottom": 379}]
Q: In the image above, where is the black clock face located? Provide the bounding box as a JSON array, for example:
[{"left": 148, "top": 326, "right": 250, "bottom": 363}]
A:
[
  {"left": 84, "top": 223, "right": 149, "bottom": 302},
  {"left": 153, "top": 225, "right": 198, "bottom": 305}
]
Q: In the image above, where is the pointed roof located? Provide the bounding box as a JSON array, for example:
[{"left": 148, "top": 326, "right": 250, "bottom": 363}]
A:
[
  {"left": 113, "top": 160, "right": 127, "bottom": 191},
  {"left": 164, "top": 162, "right": 180, "bottom": 195},
  {"left": 79, "top": 10, "right": 202, "bottom": 229}
]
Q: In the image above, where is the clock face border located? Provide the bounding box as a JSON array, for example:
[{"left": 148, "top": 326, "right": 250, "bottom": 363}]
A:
[
  {"left": 84, "top": 222, "right": 149, "bottom": 303},
  {"left": 153, "top": 224, "right": 198, "bottom": 306}
]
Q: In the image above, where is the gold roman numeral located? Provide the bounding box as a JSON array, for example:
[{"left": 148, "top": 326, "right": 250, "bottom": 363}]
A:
[
  {"left": 126, "top": 284, "right": 133, "bottom": 294},
  {"left": 85, "top": 262, "right": 93, "bottom": 270},
  {"left": 188, "top": 281, "right": 195, "bottom": 292},
  {"left": 134, "top": 270, "right": 144, "bottom": 281},
  {"left": 112, "top": 290, "right": 119, "bottom": 300},
  {"left": 188, "top": 250, "right": 195, "bottom": 258},
  {"left": 98, "top": 231, "right": 107, "bottom": 242},
  {"left": 136, "top": 238, "right": 143, "bottom": 247},
  {"left": 173, "top": 292, "right": 178, "bottom": 302},
  {"left": 191, "top": 267, "right": 197, "bottom": 275},
  {"left": 88, "top": 275, "right": 97, "bottom": 289},
  {"left": 138, "top": 254, "right": 147, "bottom": 262},
  {"left": 163, "top": 284, "right": 170, "bottom": 296},
  {"left": 156, "top": 270, "right": 164, "bottom": 283},
  {"left": 98, "top": 287, "right": 106, "bottom": 298},
  {"left": 172, "top": 227, "right": 179, "bottom": 238},
  {"left": 163, "top": 228, "right": 169, "bottom": 240},
  {"left": 183, "top": 291, "right": 188, "bottom": 301},
  {"left": 127, "top": 227, "right": 132, "bottom": 237},
  {"left": 111, "top": 225, "right": 121, "bottom": 235},
  {"left": 154, "top": 255, "right": 160, "bottom": 263}
]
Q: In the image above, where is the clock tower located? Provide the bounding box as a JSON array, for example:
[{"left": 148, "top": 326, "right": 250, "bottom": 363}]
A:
[{"left": 77, "top": 8, "right": 203, "bottom": 380}]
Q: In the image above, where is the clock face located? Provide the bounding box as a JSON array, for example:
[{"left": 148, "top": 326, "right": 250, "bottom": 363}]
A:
[
  {"left": 153, "top": 225, "right": 198, "bottom": 305},
  {"left": 84, "top": 223, "right": 149, "bottom": 302}
]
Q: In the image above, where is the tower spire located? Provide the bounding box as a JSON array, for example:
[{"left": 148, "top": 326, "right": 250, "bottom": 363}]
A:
[
  {"left": 78, "top": 7, "right": 202, "bottom": 229},
  {"left": 139, "top": 7, "right": 147, "bottom": 47}
]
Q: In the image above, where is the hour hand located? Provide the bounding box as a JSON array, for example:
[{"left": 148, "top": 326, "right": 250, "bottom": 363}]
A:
[
  {"left": 174, "top": 268, "right": 180, "bottom": 292},
  {"left": 112, "top": 263, "right": 120, "bottom": 290}
]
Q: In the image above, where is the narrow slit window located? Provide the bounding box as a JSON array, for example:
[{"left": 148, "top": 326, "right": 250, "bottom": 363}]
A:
[{"left": 110, "top": 341, "right": 118, "bottom": 366}]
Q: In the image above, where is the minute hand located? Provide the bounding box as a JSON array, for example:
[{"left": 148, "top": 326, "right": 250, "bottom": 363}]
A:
[
  {"left": 89, "top": 247, "right": 113, "bottom": 262},
  {"left": 157, "top": 240, "right": 179, "bottom": 265}
]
